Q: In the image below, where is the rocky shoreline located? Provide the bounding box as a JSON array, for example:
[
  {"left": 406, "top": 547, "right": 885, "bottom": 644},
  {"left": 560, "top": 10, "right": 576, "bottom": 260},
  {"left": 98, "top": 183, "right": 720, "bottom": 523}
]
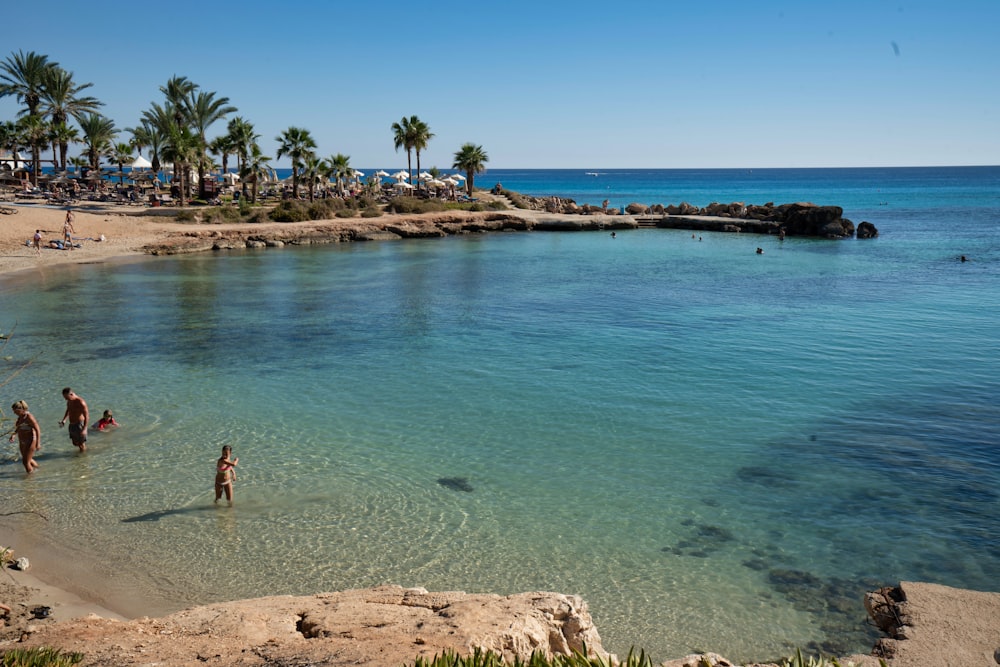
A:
[{"left": 4, "top": 581, "right": 997, "bottom": 666}]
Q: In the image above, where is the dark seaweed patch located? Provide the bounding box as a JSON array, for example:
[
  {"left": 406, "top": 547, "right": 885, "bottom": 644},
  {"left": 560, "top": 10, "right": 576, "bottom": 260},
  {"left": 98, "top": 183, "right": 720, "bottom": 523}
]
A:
[{"left": 437, "top": 477, "right": 474, "bottom": 492}]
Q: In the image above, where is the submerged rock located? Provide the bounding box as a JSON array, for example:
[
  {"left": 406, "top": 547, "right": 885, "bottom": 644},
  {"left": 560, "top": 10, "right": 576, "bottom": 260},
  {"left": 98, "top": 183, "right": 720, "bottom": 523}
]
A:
[{"left": 437, "top": 477, "right": 474, "bottom": 492}]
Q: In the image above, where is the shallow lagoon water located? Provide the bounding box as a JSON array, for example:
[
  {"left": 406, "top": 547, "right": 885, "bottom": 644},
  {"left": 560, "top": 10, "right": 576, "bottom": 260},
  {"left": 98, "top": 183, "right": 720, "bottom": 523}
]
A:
[{"left": 1, "top": 167, "right": 998, "bottom": 662}]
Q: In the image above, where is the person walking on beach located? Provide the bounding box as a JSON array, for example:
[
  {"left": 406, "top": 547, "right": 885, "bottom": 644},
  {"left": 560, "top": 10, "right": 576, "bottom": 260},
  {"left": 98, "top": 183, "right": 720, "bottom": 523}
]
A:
[
  {"left": 9, "top": 400, "right": 40, "bottom": 473},
  {"left": 215, "top": 445, "right": 238, "bottom": 505},
  {"left": 33, "top": 229, "right": 42, "bottom": 255},
  {"left": 63, "top": 209, "right": 75, "bottom": 250},
  {"left": 59, "top": 387, "right": 89, "bottom": 452}
]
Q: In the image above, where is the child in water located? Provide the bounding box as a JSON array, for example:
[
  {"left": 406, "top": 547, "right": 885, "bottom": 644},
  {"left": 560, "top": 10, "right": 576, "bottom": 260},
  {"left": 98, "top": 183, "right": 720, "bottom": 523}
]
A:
[
  {"left": 95, "top": 410, "right": 119, "bottom": 431},
  {"left": 214, "top": 445, "right": 238, "bottom": 505}
]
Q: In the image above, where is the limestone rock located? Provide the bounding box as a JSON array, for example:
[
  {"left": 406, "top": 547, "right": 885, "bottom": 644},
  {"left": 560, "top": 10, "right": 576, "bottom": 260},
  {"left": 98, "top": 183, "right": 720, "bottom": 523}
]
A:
[{"left": 16, "top": 585, "right": 608, "bottom": 667}]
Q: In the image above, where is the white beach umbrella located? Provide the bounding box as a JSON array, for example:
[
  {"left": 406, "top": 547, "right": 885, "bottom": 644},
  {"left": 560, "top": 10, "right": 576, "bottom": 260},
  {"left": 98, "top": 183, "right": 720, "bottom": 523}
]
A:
[
  {"left": 393, "top": 181, "right": 414, "bottom": 190},
  {"left": 375, "top": 170, "right": 390, "bottom": 177},
  {"left": 428, "top": 179, "right": 447, "bottom": 188},
  {"left": 130, "top": 155, "right": 152, "bottom": 170},
  {"left": 391, "top": 170, "right": 409, "bottom": 181},
  {"left": 451, "top": 173, "right": 466, "bottom": 181},
  {"left": 418, "top": 171, "right": 433, "bottom": 181}
]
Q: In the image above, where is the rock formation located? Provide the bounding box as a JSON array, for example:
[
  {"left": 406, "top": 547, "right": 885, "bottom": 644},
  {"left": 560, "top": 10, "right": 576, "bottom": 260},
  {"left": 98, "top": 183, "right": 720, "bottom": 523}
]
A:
[{"left": 14, "top": 586, "right": 607, "bottom": 667}]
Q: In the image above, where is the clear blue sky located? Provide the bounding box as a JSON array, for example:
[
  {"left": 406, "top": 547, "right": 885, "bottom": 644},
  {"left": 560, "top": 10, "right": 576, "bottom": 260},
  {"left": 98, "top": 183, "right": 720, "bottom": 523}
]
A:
[{"left": 2, "top": 0, "right": 997, "bottom": 169}]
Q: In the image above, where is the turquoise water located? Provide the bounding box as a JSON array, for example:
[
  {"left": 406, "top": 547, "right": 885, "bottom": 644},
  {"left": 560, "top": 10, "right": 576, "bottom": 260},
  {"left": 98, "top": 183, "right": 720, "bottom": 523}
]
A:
[{"left": 1, "top": 167, "right": 998, "bottom": 662}]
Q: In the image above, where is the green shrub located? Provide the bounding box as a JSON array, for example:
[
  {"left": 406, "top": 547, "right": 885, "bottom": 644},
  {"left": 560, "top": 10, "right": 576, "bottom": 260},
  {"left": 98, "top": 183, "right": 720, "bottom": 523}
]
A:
[
  {"left": 174, "top": 209, "right": 196, "bottom": 222},
  {"left": 238, "top": 198, "right": 252, "bottom": 216},
  {"left": 335, "top": 208, "right": 356, "bottom": 218},
  {"left": 269, "top": 201, "right": 310, "bottom": 222},
  {"left": 360, "top": 207, "right": 383, "bottom": 218},
  {"left": 385, "top": 197, "right": 448, "bottom": 215},
  {"left": 247, "top": 208, "right": 271, "bottom": 224},
  {"left": 0, "top": 647, "right": 84, "bottom": 666},
  {"left": 503, "top": 189, "right": 530, "bottom": 209}
]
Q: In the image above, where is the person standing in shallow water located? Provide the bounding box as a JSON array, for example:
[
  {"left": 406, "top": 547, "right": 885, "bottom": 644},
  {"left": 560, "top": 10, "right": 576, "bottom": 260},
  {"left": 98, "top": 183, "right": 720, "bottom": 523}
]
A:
[
  {"left": 215, "top": 445, "right": 239, "bottom": 505},
  {"left": 59, "top": 387, "right": 89, "bottom": 452},
  {"left": 9, "top": 401, "right": 40, "bottom": 473}
]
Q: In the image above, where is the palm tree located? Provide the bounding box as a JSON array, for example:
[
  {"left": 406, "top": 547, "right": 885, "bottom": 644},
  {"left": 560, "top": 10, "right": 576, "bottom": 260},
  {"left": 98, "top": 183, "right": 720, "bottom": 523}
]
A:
[
  {"left": 39, "top": 66, "right": 102, "bottom": 171},
  {"left": 226, "top": 117, "right": 258, "bottom": 198},
  {"left": 411, "top": 117, "right": 434, "bottom": 181},
  {"left": 452, "top": 143, "right": 489, "bottom": 196},
  {"left": 16, "top": 115, "right": 50, "bottom": 183},
  {"left": 68, "top": 154, "right": 88, "bottom": 176},
  {"left": 0, "top": 50, "right": 54, "bottom": 118},
  {"left": 160, "top": 76, "right": 196, "bottom": 126},
  {"left": 324, "top": 153, "right": 351, "bottom": 196},
  {"left": 275, "top": 126, "right": 316, "bottom": 200},
  {"left": 0, "top": 50, "right": 56, "bottom": 184},
  {"left": 127, "top": 121, "right": 166, "bottom": 175},
  {"left": 107, "top": 142, "right": 134, "bottom": 186},
  {"left": 300, "top": 154, "right": 324, "bottom": 202},
  {"left": 244, "top": 143, "right": 272, "bottom": 204},
  {"left": 391, "top": 116, "right": 415, "bottom": 185},
  {"left": 185, "top": 89, "right": 237, "bottom": 199},
  {"left": 77, "top": 113, "right": 116, "bottom": 173},
  {"left": 48, "top": 122, "right": 79, "bottom": 172},
  {"left": 0, "top": 120, "right": 24, "bottom": 163},
  {"left": 209, "top": 134, "right": 236, "bottom": 180},
  {"left": 162, "top": 122, "right": 199, "bottom": 206}
]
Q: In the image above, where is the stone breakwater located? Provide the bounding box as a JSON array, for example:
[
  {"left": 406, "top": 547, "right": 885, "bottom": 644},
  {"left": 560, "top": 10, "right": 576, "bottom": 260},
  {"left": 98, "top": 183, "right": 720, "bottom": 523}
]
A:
[{"left": 142, "top": 205, "right": 875, "bottom": 258}]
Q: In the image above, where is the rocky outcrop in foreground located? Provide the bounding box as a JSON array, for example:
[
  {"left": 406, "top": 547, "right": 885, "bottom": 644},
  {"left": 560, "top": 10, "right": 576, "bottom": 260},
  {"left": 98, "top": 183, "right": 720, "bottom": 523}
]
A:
[
  {"left": 14, "top": 586, "right": 605, "bottom": 667},
  {"left": 8, "top": 581, "right": 1000, "bottom": 667}
]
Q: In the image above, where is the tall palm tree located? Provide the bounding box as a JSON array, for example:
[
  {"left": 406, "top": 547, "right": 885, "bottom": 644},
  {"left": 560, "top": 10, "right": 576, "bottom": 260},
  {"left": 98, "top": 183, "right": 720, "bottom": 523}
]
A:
[
  {"left": 452, "top": 143, "right": 489, "bottom": 196},
  {"left": 391, "top": 116, "right": 415, "bottom": 185},
  {"left": 244, "top": 143, "right": 272, "bottom": 204},
  {"left": 324, "top": 153, "right": 351, "bottom": 196},
  {"left": 185, "top": 89, "right": 236, "bottom": 199},
  {"left": 39, "top": 65, "right": 102, "bottom": 171},
  {"left": 275, "top": 126, "right": 316, "bottom": 200},
  {"left": 300, "top": 154, "right": 324, "bottom": 202},
  {"left": 411, "top": 117, "right": 434, "bottom": 181},
  {"left": 226, "top": 116, "right": 258, "bottom": 198},
  {"left": 0, "top": 50, "right": 54, "bottom": 118},
  {"left": 77, "top": 113, "right": 116, "bottom": 173},
  {"left": 162, "top": 122, "right": 199, "bottom": 206},
  {"left": 0, "top": 50, "right": 56, "bottom": 184},
  {"left": 160, "top": 75, "right": 196, "bottom": 126}
]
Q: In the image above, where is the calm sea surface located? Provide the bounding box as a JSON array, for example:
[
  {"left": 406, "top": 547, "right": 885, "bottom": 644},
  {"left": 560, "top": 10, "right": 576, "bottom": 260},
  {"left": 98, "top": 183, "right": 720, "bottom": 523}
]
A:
[{"left": 1, "top": 167, "right": 998, "bottom": 662}]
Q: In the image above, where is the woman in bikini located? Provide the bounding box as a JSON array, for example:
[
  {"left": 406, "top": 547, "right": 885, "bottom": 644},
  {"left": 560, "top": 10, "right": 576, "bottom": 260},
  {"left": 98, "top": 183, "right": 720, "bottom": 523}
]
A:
[
  {"left": 9, "top": 400, "right": 40, "bottom": 473},
  {"left": 214, "top": 445, "right": 238, "bottom": 505}
]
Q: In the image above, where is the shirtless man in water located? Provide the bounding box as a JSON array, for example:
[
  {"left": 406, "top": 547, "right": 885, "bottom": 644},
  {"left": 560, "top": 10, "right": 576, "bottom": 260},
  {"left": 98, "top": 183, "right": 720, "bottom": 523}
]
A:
[{"left": 59, "top": 387, "right": 89, "bottom": 452}]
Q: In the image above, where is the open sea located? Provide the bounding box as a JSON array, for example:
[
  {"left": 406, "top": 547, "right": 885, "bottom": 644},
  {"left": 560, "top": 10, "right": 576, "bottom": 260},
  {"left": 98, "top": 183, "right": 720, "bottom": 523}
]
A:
[{"left": 1, "top": 166, "right": 998, "bottom": 663}]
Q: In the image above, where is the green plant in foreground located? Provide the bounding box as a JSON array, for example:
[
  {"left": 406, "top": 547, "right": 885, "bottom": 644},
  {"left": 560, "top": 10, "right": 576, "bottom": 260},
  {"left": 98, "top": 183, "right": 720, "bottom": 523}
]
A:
[
  {"left": 779, "top": 647, "right": 888, "bottom": 667},
  {"left": 408, "top": 647, "right": 888, "bottom": 667},
  {"left": 410, "top": 646, "right": 652, "bottom": 667},
  {"left": 0, "top": 647, "right": 84, "bottom": 667}
]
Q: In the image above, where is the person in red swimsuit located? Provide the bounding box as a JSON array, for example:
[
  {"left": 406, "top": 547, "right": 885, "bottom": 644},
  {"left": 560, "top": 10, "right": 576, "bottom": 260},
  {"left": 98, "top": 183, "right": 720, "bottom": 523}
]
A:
[{"left": 214, "top": 445, "right": 239, "bottom": 505}]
